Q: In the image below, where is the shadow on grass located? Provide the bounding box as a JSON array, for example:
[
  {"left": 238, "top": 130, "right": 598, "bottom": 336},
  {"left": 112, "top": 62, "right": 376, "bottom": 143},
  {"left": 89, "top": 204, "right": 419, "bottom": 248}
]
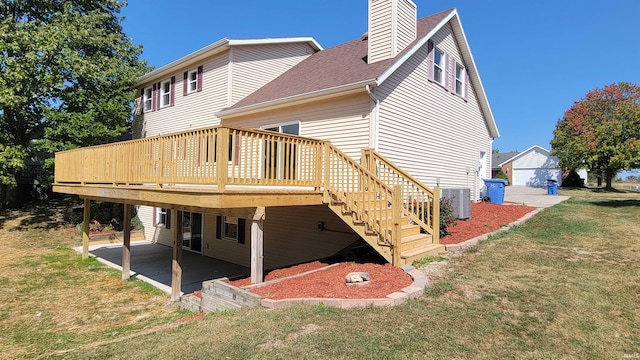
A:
[
  {"left": 0, "top": 196, "right": 80, "bottom": 231},
  {"left": 591, "top": 199, "right": 640, "bottom": 208}
]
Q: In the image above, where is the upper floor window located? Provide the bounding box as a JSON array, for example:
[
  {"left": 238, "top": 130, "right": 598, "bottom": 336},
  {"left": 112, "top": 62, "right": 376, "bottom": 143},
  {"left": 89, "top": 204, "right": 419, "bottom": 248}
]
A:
[
  {"left": 188, "top": 69, "right": 198, "bottom": 93},
  {"left": 143, "top": 86, "right": 153, "bottom": 111},
  {"left": 455, "top": 63, "right": 465, "bottom": 97},
  {"left": 161, "top": 79, "right": 171, "bottom": 107},
  {"left": 433, "top": 48, "right": 445, "bottom": 85},
  {"left": 183, "top": 65, "right": 203, "bottom": 96}
]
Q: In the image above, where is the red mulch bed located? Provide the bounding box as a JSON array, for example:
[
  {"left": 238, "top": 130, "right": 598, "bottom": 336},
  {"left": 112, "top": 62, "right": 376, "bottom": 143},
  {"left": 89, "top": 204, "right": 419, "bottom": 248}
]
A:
[
  {"left": 247, "top": 262, "right": 412, "bottom": 300},
  {"left": 222, "top": 202, "right": 537, "bottom": 299},
  {"left": 440, "top": 202, "right": 536, "bottom": 244}
]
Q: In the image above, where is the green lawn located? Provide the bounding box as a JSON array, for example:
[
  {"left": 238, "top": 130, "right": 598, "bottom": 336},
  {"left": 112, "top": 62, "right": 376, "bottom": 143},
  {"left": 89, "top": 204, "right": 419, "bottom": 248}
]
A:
[{"left": 2, "top": 189, "right": 639, "bottom": 359}]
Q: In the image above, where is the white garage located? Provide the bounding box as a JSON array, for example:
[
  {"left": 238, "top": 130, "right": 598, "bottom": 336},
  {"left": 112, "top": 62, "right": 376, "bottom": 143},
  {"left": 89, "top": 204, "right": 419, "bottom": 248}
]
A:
[{"left": 498, "top": 145, "right": 563, "bottom": 186}]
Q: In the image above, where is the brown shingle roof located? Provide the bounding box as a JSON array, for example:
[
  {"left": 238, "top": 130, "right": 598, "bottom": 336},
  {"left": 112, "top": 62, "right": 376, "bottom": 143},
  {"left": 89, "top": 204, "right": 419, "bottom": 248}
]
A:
[{"left": 225, "top": 9, "right": 454, "bottom": 112}]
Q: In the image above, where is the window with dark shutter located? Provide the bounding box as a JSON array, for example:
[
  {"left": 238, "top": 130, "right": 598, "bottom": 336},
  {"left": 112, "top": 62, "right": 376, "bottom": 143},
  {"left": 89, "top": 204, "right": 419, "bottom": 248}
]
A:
[{"left": 197, "top": 65, "right": 203, "bottom": 92}]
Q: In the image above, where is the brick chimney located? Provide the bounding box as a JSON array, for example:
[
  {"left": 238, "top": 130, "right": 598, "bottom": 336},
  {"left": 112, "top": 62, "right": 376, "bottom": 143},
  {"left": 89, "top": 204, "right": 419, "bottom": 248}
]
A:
[{"left": 368, "top": 0, "right": 417, "bottom": 64}]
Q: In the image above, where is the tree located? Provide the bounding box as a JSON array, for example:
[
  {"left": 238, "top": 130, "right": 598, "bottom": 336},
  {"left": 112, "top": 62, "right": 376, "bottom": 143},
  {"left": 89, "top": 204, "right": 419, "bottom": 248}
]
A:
[
  {"left": 551, "top": 82, "right": 640, "bottom": 190},
  {"left": 0, "top": 0, "right": 148, "bottom": 206}
]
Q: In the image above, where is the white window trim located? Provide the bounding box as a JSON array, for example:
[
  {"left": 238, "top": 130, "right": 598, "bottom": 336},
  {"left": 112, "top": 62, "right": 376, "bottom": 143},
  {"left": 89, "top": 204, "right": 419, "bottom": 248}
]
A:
[
  {"left": 187, "top": 69, "right": 198, "bottom": 93},
  {"left": 261, "top": 120, "right": 301, "bottom": 135},
  {"left": 222, "top": 216, "right": 238, "bottom": 241},
  {"left": 160, "top": 79, "right": 171, "bottom": 107},
  {"left": 155, "top": 207, "right": 168, "bottom": 227},
  {"left": 143, "top": 86, "right": 153, "bottom": 111},
  {"left": 433, "top": 48, "right": 445, "bottom": 86},
  {"left": 455, "top": 63, "right": 465, "bottom": 97}
]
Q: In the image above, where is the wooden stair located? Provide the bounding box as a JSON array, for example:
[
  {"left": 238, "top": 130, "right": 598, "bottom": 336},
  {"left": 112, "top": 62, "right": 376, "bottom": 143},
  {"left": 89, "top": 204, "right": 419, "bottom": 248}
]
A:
[{"left": 326, "top": 193, "right": 445, "bottom": 266}]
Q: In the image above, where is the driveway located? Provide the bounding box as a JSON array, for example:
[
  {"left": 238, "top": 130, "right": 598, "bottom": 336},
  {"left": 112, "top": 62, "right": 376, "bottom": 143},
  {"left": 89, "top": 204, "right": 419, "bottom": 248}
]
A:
[{"left": 504, "top": 185, "right": 570, "bottom": 208}]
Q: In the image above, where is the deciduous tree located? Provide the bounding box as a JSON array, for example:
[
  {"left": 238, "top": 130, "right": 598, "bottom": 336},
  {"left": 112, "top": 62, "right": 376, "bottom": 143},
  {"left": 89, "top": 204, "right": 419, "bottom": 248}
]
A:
[
  {"left": 0, "top": 0, "right": 148, "bottom": 206},
  {"left": 551, "top": 82, "right": 640, "bottom": 189}
]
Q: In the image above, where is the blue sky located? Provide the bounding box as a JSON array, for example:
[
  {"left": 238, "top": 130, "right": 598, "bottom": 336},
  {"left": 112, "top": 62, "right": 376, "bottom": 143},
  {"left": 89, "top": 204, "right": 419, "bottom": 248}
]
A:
[{"left": 121, "top": 0, "right": 639, "bottom": 154}]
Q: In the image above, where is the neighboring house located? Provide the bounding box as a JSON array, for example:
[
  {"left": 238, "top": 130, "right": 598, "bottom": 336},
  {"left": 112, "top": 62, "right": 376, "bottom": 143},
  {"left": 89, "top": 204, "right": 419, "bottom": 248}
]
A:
[
  {"left": 491, "top": 145, "right": 587, "bottom": 186},
  {"left": 54, "top": 0, "right": 499, "bottom": 298}
]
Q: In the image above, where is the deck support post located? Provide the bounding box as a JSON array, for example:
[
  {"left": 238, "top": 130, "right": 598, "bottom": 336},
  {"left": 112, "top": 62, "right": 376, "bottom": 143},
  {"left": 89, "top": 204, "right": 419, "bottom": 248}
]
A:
[
  {"left": 251, "top": 207, "right": 265, "bottom": 284},
  {"left": 392, "top": 185, "right": 402, "bottom": 265},
  {"left": 122, "top": 203, "right": 131, "bottom": 282},
  {"left": 171, "top": 210, "right": 183, "bottom": 302},
  {"left": 82, "top": 198, "right": 90, "bottom": 260}
]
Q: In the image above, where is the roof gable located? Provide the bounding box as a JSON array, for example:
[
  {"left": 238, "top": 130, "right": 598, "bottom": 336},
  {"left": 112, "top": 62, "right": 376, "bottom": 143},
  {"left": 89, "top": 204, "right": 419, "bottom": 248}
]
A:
[
  {"left": 498, "top": 145, "right": 554, "bottom": 167},
  {"left": 219, "top": 8, "right": 498, "bottom": 139},
  {"left": 136, "top": 37, "right": 322, "bottom": 86}
]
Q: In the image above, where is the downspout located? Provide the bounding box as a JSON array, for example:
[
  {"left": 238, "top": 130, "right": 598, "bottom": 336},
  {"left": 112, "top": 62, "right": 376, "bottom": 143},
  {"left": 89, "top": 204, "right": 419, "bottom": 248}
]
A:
[{"left": 365, "top": 85, "right": 380, "bottom": 150}]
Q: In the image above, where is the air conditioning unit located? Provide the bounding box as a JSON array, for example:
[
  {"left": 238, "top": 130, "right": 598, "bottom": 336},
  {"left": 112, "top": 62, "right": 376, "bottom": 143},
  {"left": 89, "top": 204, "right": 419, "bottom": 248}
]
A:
[{"left": 440, "top": 188, "right": 471, "bottom": 219}]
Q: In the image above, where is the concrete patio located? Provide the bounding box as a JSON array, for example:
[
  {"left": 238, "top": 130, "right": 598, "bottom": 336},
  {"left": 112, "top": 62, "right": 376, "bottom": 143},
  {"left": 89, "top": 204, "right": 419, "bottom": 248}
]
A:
[{"left": 77, "top": 241, "right": 249, "bottom": 294}]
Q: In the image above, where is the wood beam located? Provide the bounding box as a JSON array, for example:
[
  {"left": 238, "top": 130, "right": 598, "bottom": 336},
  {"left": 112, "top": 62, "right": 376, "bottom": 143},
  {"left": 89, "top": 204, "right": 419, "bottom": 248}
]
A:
[
  {"left": 171, "top": 209, "right": 183, "bottom": 302},
  {"left": 250, "top": 207, "right": 265, "bottom": 284},
  {"left": 82, "top": 198, "right": 90, "bottom": 260},
  {"left": 122, "top": 203, "right": 131, "bottom": 282}
]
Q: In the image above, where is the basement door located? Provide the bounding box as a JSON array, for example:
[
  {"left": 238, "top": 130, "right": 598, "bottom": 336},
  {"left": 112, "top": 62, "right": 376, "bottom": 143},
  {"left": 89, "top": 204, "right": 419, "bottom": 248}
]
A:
[
  {"left": 263, "top": 122, "right": 300, "bottom": 180},
  {"left": 182, "top": 212, "right": 203, "bottom": 253}
]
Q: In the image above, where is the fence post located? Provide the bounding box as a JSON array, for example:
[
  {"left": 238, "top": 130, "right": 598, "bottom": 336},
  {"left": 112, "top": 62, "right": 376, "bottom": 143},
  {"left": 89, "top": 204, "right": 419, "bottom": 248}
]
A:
[
  {"left": 217, "top": 127, "right": 229, "bottom": 191},
  {"left": 433, "top": 186, "right": 440, "bottom": 245},
  {"left": 157, "top": 137, "right": 164, "bottom": 188},
  {"left": 392, "top": 185, "right": 402, "bottom": 265}
]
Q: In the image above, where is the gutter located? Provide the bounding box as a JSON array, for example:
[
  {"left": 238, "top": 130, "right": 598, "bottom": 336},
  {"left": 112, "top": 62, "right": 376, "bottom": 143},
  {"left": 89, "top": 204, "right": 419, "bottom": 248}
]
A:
[{"left": 217, "top": 79, "right": 377, "bottom": 119}]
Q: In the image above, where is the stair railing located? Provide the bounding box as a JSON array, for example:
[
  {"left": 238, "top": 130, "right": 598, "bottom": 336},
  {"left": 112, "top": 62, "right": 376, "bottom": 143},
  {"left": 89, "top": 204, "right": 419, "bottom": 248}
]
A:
[
  {"left": 361, "top": 149, "right": 440, "bottom": 245},
  {"left": 323, "top": 143, "right": 401, "bottom": 253}
]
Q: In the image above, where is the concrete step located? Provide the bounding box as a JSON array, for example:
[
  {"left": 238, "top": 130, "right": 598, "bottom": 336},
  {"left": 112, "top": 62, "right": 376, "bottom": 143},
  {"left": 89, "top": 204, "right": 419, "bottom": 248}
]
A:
[{"left": 400, "top": 243, "right": 446, "bottom": 265}]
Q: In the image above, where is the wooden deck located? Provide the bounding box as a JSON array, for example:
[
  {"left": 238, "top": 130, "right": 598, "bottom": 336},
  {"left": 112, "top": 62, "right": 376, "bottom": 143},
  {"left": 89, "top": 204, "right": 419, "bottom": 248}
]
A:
[{"left": 54, "top": 126, "right": 443, "bottom": 276}]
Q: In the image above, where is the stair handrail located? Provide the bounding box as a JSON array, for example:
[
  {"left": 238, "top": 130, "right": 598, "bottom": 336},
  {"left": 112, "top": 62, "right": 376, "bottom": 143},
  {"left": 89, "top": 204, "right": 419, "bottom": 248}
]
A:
[
  {"left": 323, "top": 143, "right": 401, "bottom": 251},
  {"left": 361, "top": 149, "right": 440, "bottom": 244}
]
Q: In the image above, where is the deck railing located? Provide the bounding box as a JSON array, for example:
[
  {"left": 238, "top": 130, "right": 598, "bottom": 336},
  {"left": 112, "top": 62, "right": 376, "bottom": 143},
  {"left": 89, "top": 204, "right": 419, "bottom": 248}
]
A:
[
  {"left": 324, "top": 143, "right": 397, "bottom": 248},
  {"left": 55, "top": 126, "right": 438, "bottom": 254},
  {"left": 361, "top": 148, "right": 440, "bottom": 244},
  {"left": 55, "top": 126, "right": 324, "bottom": 190}
]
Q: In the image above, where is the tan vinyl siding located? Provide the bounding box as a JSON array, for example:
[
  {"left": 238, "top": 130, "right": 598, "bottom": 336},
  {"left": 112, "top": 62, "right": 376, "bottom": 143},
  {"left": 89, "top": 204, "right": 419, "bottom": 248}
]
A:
[
  {"left": 135, "top": 43, "right": 316, "bottom": 139},
  {"left": 368, "top": 0, "right": 416, "bottom": 64},
  {"left": 224, "top": 93, "right": 372, "bottom": 159},
  {"left": 376, "top": 22, "right": 492, "bottom": 200},
  {"left": 136, "top": 54, "right": 229, "bottom": 138},
  {"left": 395, "top": 0, "right": 417, "bottom": 54},
  {"left": 368, "top": 0, "right": 394, "bottom": 63},
  {"left": 203, "top": 214, "right": 250, "bottom": 266},
  {"left": 262, "top": 206, "right": 358, "bottom": 269},
  {"left": 231, "top": 43, "right": 316, "bottom": 105},
  {"left": 139, "top": 206, "right": 358, "bottom": 269}
]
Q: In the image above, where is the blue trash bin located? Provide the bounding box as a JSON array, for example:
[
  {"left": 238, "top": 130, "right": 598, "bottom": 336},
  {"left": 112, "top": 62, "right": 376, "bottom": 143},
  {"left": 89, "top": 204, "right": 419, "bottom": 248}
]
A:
[
  {"left": 547, "top": 179, "right": 558, "bottom": 195},
  {"left": 483, "top": 179, "right": 508, "bottom": 204}
]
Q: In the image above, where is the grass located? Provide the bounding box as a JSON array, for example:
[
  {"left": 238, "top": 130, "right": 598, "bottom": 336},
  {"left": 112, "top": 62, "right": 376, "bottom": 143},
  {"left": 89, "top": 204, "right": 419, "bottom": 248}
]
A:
[
  {"left": 1, "top": 189, "right": 640, "bottom": 359},
  {"left": 0, "top": 199, "right": 184, "bottom": 359}
]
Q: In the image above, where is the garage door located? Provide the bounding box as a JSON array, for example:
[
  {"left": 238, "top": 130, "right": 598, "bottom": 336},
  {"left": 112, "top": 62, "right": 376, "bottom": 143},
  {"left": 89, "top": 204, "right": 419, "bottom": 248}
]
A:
[{"left": 512, "top": 168, "right": 562, "bottom": 186}]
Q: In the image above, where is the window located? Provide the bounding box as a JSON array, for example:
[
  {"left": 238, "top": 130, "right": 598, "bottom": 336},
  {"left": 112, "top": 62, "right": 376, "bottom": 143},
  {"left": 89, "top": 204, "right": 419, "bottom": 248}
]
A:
[
  {"left": 455, "top": 63, "right": 465, "bottom": 96},
  {"left": 216, "top": 216, "right": 245, "bottom": 244},
  {"left": 155, "top": 208, "right": 171, "bottom": 228},
  {"left": 161, "top": 79, "right": 171, "bottom": 107},
  {"left": 222, "top": 216, "right": 238, "bottom": 240},
  {"left": 143, "top": 86, "right": 153, "bottom": 111},
  {"left": 433, "top": 48, "right": 445, "bottom": 85},
  {"left": 188, "top": 69, "right": 198, "bottom": 93}
]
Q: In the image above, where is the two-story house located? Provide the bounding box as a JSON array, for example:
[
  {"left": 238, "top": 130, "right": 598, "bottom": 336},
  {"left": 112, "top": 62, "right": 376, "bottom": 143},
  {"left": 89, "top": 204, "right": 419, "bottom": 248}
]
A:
[{"left": 54, "top": 0, "right": 499, "bottom": 300}]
